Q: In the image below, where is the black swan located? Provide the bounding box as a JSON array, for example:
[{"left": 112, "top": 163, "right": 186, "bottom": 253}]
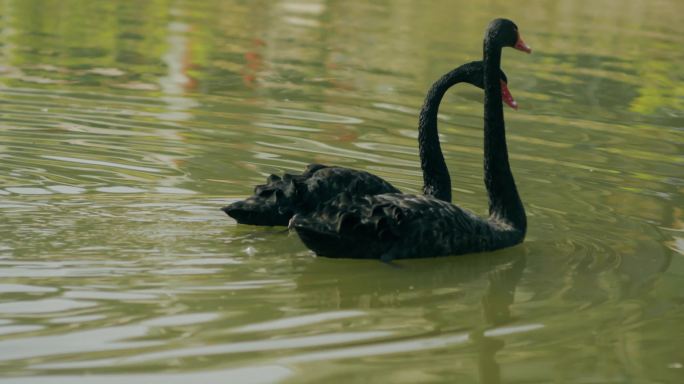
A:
[
  {"left": 223, "top": 61, "right": 517, "bottom": 226},
  {"left": 291, "top": 19, "right": 531, "bottom": 259}
]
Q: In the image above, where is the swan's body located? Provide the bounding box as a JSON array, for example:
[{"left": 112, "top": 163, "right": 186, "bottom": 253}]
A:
[
  {"left": 293, "top": 192, "right": 522, "bottom": 260},
  {"left": 223, "top": 61, "right": 514, "bottom": 226},
  {"left": 291, "top": 19, "right": 530, "bottom": 259}
]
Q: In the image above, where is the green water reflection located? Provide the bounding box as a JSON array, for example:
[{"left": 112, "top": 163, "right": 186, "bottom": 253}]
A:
[{"left": 0, "top": 0, "right": 682, "bottom": 383}]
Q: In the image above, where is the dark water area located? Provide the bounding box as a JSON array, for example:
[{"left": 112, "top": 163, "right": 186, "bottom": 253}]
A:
[{"left": 0, "top": 0, "right": 682, "bottom": 382}]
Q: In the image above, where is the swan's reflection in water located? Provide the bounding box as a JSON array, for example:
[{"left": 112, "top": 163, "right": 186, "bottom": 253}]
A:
[
  {"left": 292, "top": 249, "right": 528, "bottom": 382},
  {"left": 473, "top": 253, "right": 526, "bottom": 384}
]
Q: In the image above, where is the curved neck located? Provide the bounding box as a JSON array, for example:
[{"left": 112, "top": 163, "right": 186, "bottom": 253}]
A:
[
  {"left": 483, "top": 42, "right": 526, "bottom": 234},
  {"left": 418, "top": 66, "right": 473, "bottom": 202}
]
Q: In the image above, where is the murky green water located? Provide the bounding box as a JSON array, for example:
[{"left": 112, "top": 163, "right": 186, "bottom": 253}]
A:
[{"left": 1, "top": 0, "right": 682, "bottom": 382}]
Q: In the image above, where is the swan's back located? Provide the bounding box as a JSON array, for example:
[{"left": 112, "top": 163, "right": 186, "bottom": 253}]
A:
[
  {"left": 291, "top": 193, "right": 523, "bottom": 260},
  {"left": 223, "top": 164, "right": 400, "bottom": 226}
]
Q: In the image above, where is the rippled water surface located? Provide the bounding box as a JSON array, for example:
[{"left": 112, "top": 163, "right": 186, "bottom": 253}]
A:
[{"left": 1, "top": 0, "right": 683, "bottom": 382}]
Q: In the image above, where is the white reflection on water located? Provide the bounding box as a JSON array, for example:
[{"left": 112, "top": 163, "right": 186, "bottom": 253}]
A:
[
  {"left": 154, "top": 187, "right": 196, "bottom": 194},
  {"left": 153, "top": 267, "right": 222, "bottom": 275},
  {"left": 49, "top": 314, "right": 106, "bottom": 324},
  {"left": 282, "top": 333, "right": 469, "bottom": 364},
  {"left": 63, "top": 290, "right": 159, "bottom": 301},
  {"left": 4, "top": 187, "right": 52, "bottom": 195},
  {"left": 25, "top": 332, "right": 392, "bottom": 371},
  {"left": 483, "top": 323, "right": 544, "bottom": 337},
  {"left": 0, "top": 298, "right": 96, "bottom": 314},
  {"left": 95, "top": 186, "right": 147, "bottom": 193},
  {"left": 0, "top": 186, "right": 198, "bottom": 196},
  {"left": 0, "top": 325, "right": 161, "bottom": 362},
  {"left": 0, "top": 325, "right": 44, "bottom": 336},
  {"left": 170, "top": 257, "right": 241, "bottom": 266},
  {"left": 141, "top": 313, "right": 220, "bottom": 327},
  {"left": 176, "top": 279, "right": 293, "bottom": 292},
  {"left": 0, "top": 266, "right": 143, "bottom": 278},
  {"left": 46, "top": 185, "right": 86, "bottom": 194},
  {"left": 0, "top": 283, "right": 57, "bottom": 293},
  {"left": 282, "top": 323, "right": 544, "bottom": 364},
  {"left": 97, "top": 331, "right": 391, "bottom": 364},
  {"left": 0, "top": 365, "right": 293, "bottom": 384},
  {"left": 232, "top": 310, "right": 366, "bottom": 333}
]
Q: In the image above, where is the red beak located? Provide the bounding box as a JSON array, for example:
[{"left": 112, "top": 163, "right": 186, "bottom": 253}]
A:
[
  {"left": 501, "top": 80, "right": 517, "bottom": 110},
  {"left": 514, "top": 34, "right": 532, "bottom": 53}
]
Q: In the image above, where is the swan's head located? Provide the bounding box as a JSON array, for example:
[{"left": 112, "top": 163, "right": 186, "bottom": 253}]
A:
[{"left": 486, "top": 18, "right": 532, "bottom": 54}]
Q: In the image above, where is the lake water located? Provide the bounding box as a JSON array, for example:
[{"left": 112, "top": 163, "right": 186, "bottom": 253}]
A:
[{"left": 1, "top": 0, "right": 682, "bottom": 382}]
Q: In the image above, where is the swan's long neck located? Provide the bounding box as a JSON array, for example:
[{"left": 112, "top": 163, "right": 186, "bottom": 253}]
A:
[
  {"left": 483, "top": 43, "right": 526, "bottom": 234},
  {"left": 418, "top": 66, "right": 472, "bottom": 202}
]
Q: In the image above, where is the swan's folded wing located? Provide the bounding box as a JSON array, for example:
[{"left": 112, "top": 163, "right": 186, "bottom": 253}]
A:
[{"left": 292, "top": 193, "right": 493, "bottom": 259}]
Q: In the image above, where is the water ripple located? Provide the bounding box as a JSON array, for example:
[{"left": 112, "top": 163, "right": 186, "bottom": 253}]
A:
[
  {"left": 1, "top": 366, "right": 293, "bottom": 384},
  {"left": 282, "top": 323, "right": 544, "bottom": 364},
  {"left": 110, "top": 331, "right": 391, "bottom": 365},
  {"left": 232, "top": 311, "right": 366, "bottom": 333},
  {"left": 0, "top": 299, "right": 96, "bottom": 314},
  {"left": 42, "top": 155, "right": 164, "bottom": 173}
]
